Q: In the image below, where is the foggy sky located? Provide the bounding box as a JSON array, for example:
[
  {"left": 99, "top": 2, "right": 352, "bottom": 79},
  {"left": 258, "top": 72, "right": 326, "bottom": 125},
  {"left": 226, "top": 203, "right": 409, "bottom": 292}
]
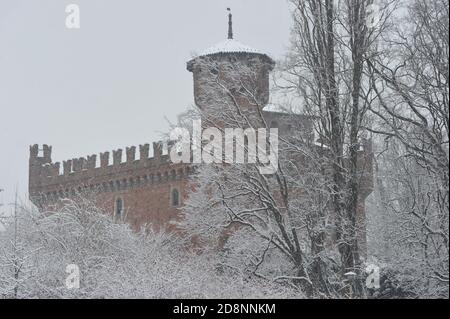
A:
[{"left": 0, "top": 0, "right": 292, "bottom": 210}]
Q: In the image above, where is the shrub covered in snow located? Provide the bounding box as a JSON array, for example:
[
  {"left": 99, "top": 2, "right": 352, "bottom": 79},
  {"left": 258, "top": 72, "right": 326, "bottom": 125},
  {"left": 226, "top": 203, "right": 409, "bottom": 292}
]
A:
[{"left": 0, "top": 197, "right": 300, "bottom": 299}]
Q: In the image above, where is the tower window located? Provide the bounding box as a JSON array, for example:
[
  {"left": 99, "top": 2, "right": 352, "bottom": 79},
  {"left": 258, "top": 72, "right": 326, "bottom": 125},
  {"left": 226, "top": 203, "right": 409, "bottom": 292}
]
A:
[
  {"left": 171, "top": 188, "right": 180, "bottom": 207},
  {"left": 115, "top": 197, "right": 124, "bottom": 220}
]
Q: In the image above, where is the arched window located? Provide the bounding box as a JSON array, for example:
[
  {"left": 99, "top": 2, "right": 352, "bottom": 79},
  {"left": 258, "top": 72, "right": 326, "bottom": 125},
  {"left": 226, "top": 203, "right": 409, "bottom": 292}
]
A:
[
  {"left": 171, "top": 188, "right": 180, "bottom": 207},
  {"left": 115, "top": 197, "right": 123, "bottom": 220}
]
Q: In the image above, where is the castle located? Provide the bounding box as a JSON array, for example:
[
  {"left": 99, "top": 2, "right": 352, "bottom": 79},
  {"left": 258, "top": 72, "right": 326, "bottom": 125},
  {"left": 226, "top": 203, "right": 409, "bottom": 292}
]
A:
[{"left": 28, "top": 12, "right": 373, "bottom": 249}]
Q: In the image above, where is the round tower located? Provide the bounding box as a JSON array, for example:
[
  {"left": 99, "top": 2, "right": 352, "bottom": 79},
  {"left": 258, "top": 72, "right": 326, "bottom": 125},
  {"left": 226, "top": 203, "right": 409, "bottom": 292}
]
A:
[{"left": 187, "top": 9, "right": 275, "bottom": 119}]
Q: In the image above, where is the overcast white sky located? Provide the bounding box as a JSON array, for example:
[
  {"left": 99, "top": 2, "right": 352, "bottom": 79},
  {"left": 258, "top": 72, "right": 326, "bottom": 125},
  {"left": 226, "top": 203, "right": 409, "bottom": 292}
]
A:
[{"left": 0, "top": 0, "right": 292, "bottom": 209}]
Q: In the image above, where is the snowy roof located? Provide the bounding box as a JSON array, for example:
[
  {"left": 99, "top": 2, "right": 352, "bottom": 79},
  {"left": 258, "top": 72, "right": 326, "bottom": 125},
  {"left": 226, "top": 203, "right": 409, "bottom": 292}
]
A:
[
  {"left": 199, "top": 38, "right": 264, "bottom": 57},
  {"left": 263, "top": 103, "right": 290, "bottom": 113},
  {"left": 187, "top": 11, "right": 274, "bottom": 69}
]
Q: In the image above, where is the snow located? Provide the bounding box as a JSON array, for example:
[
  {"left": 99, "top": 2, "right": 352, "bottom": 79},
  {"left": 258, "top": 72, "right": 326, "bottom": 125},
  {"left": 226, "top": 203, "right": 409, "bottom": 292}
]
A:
[
  {"left": 263, "top": 103, "right": 290, "bottom": 113},
  {"left": 198, "top": 39, "right": 264, "bottom": 57},
  {"left": 0, "top": 198, "right": 300, "bottom": 298}
]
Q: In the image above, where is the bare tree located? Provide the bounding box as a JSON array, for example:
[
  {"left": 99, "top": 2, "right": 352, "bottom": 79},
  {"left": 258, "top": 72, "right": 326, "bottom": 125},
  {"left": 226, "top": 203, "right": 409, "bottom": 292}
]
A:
[
  {"left": 366, "top": 0, "right": 449, "bottom": 297},
  {"left": 177, "top": 46, "right": 371, "bottom": 296},
  {"left": 274, "top": 0, "right": 398, "bottom": 295}
]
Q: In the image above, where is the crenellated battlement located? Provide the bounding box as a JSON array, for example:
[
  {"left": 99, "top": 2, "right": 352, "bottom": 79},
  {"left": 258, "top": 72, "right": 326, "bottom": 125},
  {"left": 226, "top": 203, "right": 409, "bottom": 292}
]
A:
[
  {"left": 28, "top": 141, "right": 192, "bottom": 207},
  {"left": 30, "top": 142, "right": 167, "bottom": 176}
]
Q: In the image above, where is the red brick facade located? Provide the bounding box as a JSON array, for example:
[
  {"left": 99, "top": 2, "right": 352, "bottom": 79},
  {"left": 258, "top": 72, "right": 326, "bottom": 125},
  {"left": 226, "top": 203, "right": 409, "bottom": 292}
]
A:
[{"left": 29, "top": 142, "right": 192, "bottom": 231}]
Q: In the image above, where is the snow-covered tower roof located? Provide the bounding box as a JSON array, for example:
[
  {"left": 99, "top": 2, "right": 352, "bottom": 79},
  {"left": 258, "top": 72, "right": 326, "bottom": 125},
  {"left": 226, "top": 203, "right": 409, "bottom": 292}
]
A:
[
  {"left": 187, "top": 8, "right": 274, "bottom": 69},
  {"left": 187, "top": 9, "right": 275, "bottom": 112},
  {"left": 198, "top": 38, "right": 264, "bottom": 56}
]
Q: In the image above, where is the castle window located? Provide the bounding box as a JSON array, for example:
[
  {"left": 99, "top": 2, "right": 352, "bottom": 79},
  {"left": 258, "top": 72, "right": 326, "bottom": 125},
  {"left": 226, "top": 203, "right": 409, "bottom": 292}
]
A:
[
  {"left": 115, "top": 197, "right": 124, "bottom": 220},
  {"left": 171, "top": 188, "right": 180, "bottom": 207}
]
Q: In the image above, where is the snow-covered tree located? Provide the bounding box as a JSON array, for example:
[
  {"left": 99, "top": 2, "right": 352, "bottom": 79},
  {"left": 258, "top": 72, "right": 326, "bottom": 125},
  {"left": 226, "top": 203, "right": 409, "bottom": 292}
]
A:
[
  {"left": 0, "top": 194, "right": 299, "bottom": 298},
  {"left": 363, "top": 0, "right": 449, "bottom": 298}
]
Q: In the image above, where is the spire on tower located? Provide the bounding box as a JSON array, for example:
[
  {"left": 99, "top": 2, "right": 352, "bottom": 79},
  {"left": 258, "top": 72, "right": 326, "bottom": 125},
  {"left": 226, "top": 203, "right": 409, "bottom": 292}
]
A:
[{"left": 227, "top": 8, "right": 233, "bottom": 39}]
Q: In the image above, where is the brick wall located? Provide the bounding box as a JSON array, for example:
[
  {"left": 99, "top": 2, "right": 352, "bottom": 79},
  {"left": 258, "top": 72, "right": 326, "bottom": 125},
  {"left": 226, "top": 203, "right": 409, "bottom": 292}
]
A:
[{"left": 29, "top": 142, "right": 193, "bottom": 231}]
